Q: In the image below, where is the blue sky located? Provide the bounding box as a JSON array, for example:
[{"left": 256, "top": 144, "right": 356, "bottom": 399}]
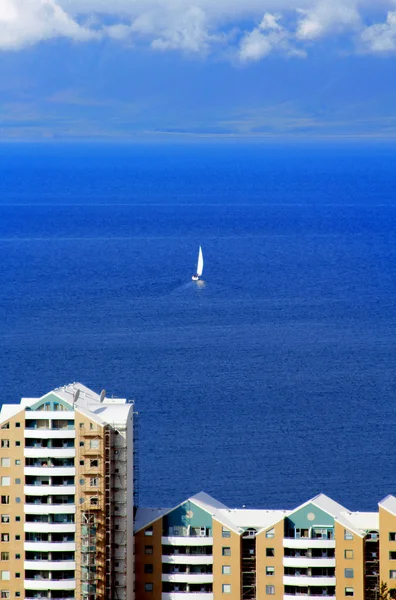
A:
[{"left": 1, "top": 0, "right": 396, "bottom": 139}]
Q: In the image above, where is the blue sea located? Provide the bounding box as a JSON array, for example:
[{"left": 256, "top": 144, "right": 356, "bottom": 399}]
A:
[{"left": 1, "top": 141, "right": 396, "bottom": 512}]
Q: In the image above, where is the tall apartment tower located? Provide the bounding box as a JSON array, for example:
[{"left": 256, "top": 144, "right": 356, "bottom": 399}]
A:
[{"left": 0, "top": 383, "right": 134, "bottom": 600}]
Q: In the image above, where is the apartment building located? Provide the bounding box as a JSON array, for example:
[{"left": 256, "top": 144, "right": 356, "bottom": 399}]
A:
[
  {"left": 134, "top": 491, "right": 393, "bottom": 600},
  {"left": 0, "top": 382, "right": 134, "bottom": 600}
]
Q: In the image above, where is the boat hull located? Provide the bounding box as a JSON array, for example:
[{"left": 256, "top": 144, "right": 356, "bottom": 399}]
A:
[{"left": 192, "top": 275, "right": 199, "bottom": 281}]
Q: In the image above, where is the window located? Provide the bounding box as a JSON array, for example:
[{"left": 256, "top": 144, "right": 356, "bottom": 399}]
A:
[
  {"left": 0, "top": 555, "right": 8, "bottom": 562},
  {"left": 222, "top": 565, "right": 231, "bottom": 575},
  {"left": 0, "top": 516, "right": 9, "bottom": 524},
  {"left": 15, "top": 517, "right": 20, "bottom": 522},
  {"left": 90, "top": 440, "right": 99, "bottom": 450},
  {"left": 344, "top": 530, "right": 354, "bottom": 540},
  {"left": 90, "top": 459, "right": 98, "bottom": 468},
  {"left": 345, "top": 588, "right": 354, "bottom": 597},
  {"left": 0, "top": 498, "right": 9, "bottom": 505},
  {"left": 79, "top": 423, "right": 84, "bottom": 429},
  {"left": 145, "top": 546, "right": 153, "bottom": 555},
  {"left": 222, "top": 584, "right": 231, "bottom": 594},
  {"left": 0, "top": 592, "right": 10, "bottom": 599},
  {"left": 14, "top": 555, "right": 20, "bottom": 560},
  {"left": 266, "top": 585, "right": 275, "bottom": 595},
  {"left": 0, "top": 479, "right": 10, "bottom": 487},
  {"left": 0, "top": 424, "right": 9, "bottom": 430},
  {"left": 79, "top": 479, "right": 85, "bottom": 485},
  {"left": 79, "top": 442, "right": 84, "bottom": 447},
  {"left": 90, "top": 498, "right": 98, "bottom": 506},
  {"left": 390, "top": 533, "right": 396, "bottom": 541},
  {"left": 390, "top": 552, "right": 396, "bottom": 560},
  {"left": 0, "top": 441, "right": 9, "bottom": 448},
  {"left": 15, "top": 535, "right": 20, "bottom": 541},
  {"left": 345, "top": 568, "right": 354, "bottom": 578},
  {"left": 15, "top": 573, "right": 20, "bottom": 579},
  {"left": 266, "top": 548, "right": 275, "bottom": 557},
  {"left": 144, "top": 583, "right": 153, "bottom": 592},
  {"left": 266, "top": 528, "right": 275, "bottom": 538},
  {"left": 0, "top": 535, "right": 8, "bottom": 543},
  {"left": 90, "top": 477, "right": 98, "bottom": 487},
  {"left": 144, "top": 565, "right": 153, "bottom": 574},
  {"left": 222, "top": 527, "right": 231, "bottom": 538},
  {"left": 0, "top": 460, "right": 9, "bottom": 468},
  {"left": 15, "top": 594, "right": 20, "bottom": 598},
  {"left": 15, "top": 498, "right": 20, "bottom": 504},
  {"left": 15, "top": 423, "right": 20, "bottom": 428},
  {"left": 345, "top": 550, "right": 354, "bottom": 559},
  {"left": 14, "top": 460, "right": 20, "bottom": 466},
  {"left": 15, "top": 442, "right": 20, "bottom": 447},
  {"left": 390, "top": 571, "right": 396, "bottom": 579},
  {"left": 144, "top": 528, "right": 153, "bottom": 537},
  {"left": 266, "top": 566, "right": 275, "bottom": 576},
  {"left": 15, "top": 479, "right": 20, "bottom": 485},
  {"left": 80, "top": 460, "right": 84, "bottom": 466},
  {"left": 0, "top": 572, "right": 10, "bottom": 581},
  {"left": 222, "top": 547, "right": 231, "bottom": 556}
]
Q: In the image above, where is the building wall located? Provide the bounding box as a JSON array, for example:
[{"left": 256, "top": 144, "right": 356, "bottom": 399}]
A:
[
  {"left": 212, "top": 518, "right": 241, "bottom": 599},
  {"left": 256, "top": 520, "right": 284, "bottom": 600},
  {"left": 335, "top": 521, "right": 364, "bottom": 600},
  {"left": 75, "top": 411, "right": 106, "bottom": 600},
  {"left": 0, "top": 410, "right": 25, "bottom": 600},
  {"left": 379, "top": 506, "right": 396, "bottom": 593},
  {"left": 135, "top": 517, "right": 163, "bottom": 600}
]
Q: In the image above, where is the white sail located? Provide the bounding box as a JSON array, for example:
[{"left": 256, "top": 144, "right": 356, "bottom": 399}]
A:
[{"left": 196, "top": 246, "right": 204, "bottom": 276}]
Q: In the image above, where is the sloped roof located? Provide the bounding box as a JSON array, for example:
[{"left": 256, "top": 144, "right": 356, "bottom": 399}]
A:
[{"left": 379, "top": 494, "right": 396, "bottom": 517}]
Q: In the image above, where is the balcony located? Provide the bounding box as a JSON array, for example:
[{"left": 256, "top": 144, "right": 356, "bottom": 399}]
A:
[
  {"left": 284, "top": 596, "right": 335, "bottom": 600},
  {"left": 25, "top": 429, "right": 76, "bottom": 439},
  {"left": 24, "top": 579, "right": 76, "bottom": 591},
  {"left": 162, "top": 537, "right": 213, "bottom": 546},
  {"left": 24, "top": 485, "right": 76, "bottom": 496},
  {"left": 283, "top": 539, "right": 336, "bottom": 549},
  {"left": 24, "top": 504, "right": 76, "bottom": 515},
  {"left": 25, "top": 467, "right": 76, "bottom": 477},
  {"left": 24, "top": 561, "right": 76, "bottom": 571},
  {"left": 25, "top": 448, "right": 76, "bottom": 459},
  {"left": 162, "top": 575, "right": 213, "bottom": 584},
  {"left": 283, "top": 576, "right": 336, "bottom": 587},
  {"left": 283, "top": 557, "right": 336, "bottom": 568},
  {"left": 24, "top": 542, "right": 76, "bottom": 552},
  {"left": 162, "top": 556, "right": 214, "bottom": 565},
  {"left": 24, "top": 523, "right": 76, "bottom": 534},
  {"left": 162, "top": 595, "right": 213, "bottom": 600}
]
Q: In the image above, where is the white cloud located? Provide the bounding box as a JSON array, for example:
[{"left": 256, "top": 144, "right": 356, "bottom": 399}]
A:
[
  {"left": 296, "top": 0, "right": 361, "bottom": 40},
  {"left": 0, "top": 0, "right": 97, "bottom": 50},
  {"left": 239, "top": 13, "right": 302, "bottom": 62},
  {"left": 1, "top": 0, "right": 396, "bottom": 59},
  {"left": 361, "top": 11, "right": 396, "bottom": 52}
]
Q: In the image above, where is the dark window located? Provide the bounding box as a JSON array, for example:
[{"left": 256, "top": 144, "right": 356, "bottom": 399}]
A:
[
  {"left": 222, "top": 547, "right": 231, "bottom": 556},
  {"left": 145, "top": 546, "right": 153, "bottom": 555},
  {"left": 144, "top": 564, "right": 153, "bottom": 574},
  {"left": 15, "top": 441, "right": 20, "bottom": 446},
  {"left": 266, "top": 548, "right": 275, "bottom": 557},
  {"left": 390, "top": 533, "right": 396, "bottom": 541},
  {"left": 15, "top": 423, "right": 20, "bottom": 428},
  {"left": 144, "top": 583, "right": 153, "bottom": 592}
]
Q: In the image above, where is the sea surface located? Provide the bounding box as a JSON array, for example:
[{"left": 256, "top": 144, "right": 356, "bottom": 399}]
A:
[{"left": 1, "top": 140, "right": 396, "bottom": 512}]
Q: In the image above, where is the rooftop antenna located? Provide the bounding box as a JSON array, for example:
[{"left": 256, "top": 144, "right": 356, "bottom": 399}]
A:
[
  {"left": 99, "top": 389, "right": 106, "bottom": 403},
  {"left": 73, "top": 389, "right": 80, "bottom": 405}
]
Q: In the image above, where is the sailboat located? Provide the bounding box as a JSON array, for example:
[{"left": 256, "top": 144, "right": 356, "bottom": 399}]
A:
[{"left": 192, "top": 246, "right": 204, "bottom": 281}]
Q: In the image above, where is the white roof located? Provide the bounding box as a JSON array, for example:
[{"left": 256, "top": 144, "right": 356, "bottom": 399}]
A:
[
  {"left": 0, "top": 383, "right": 133, "bottom": 429},
  {"left": 218, "top": 508, "right": 287, "bottom": 531},
  {"left": 379, "top": 495, "right": 396, "bottom": 517}
]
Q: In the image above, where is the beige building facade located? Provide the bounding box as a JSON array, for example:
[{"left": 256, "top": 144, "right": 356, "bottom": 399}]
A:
[
  {"left": 0, "top": 382, "right": 134, "bottom": 600},
  {"left": 134, "top": 491, "right": 392, "bottom": 600}
]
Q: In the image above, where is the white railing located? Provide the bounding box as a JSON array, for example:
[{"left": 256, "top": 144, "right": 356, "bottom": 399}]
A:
[
  {"left": 162, "top": 536, "right": 213, "bottom": 546},
  {"left": 162, "top": 556, "right": 213, "bottom": 565},
  {"left": 283, "top": 575, "right": 336, "bottom": 586},
  {"left": 162, "top": 574, "right": 213, "bottom": 584},
  {"left": 283, "top": 557, "right": 336, "bottom": 568},
  {"left": 283, "top": 539, "right": 336, "bottom": 549}
]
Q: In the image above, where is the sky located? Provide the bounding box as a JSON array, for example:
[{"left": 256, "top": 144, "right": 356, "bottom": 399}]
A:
[{"left": 1, "top": 0, "right": 396, "bottom": 139}]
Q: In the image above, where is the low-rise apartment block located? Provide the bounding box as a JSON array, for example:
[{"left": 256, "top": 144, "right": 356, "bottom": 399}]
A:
[{"left": 135, "top": 491, "right": 396, "bottom": 600}]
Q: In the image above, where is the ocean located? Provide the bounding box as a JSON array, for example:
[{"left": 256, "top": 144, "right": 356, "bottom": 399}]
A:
[{"left": 1, "top": 140, "right": 396, "bottom": 512}]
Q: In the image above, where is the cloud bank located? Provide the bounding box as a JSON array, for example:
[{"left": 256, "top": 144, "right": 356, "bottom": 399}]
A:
[{"left": 1, "top": 0, "right": 396, "bottom": 59}]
